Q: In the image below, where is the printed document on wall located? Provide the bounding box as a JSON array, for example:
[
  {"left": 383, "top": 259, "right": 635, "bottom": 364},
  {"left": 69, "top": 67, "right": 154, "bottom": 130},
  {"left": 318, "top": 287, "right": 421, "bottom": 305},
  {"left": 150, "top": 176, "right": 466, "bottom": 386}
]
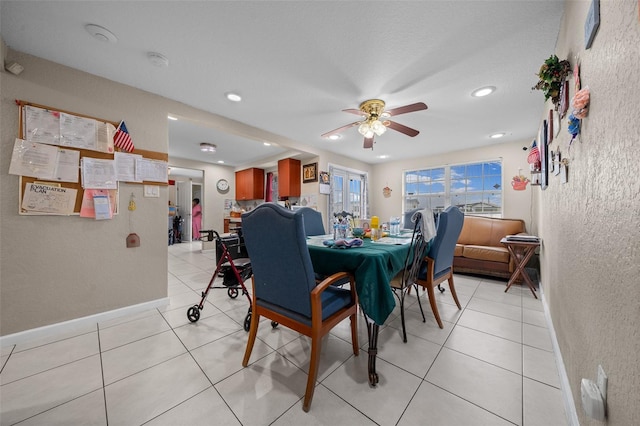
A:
[
  {"left": 115, "top": 151, "right": 143, "bottom": 182},
  {"left": 21, "top": 183, "right": 77, "bottom": 215},
  {"left": 9, "top": 138, "right": 80, "bottom": 183},
  {"left": 81, "top": 157, "right": 117, "bottom": 189}
]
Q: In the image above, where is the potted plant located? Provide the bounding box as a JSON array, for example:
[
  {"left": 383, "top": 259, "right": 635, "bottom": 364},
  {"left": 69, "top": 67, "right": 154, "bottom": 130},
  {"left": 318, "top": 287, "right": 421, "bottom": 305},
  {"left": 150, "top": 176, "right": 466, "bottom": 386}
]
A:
[{"left": 532, "top": 55, "right": 571, "bottom": 109}]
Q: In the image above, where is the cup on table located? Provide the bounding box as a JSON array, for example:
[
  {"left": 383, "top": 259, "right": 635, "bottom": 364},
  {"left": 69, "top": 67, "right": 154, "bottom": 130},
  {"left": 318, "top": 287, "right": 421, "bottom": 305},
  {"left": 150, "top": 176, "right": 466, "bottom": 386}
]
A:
[{"left": 390, "top": 217, "right": 401, "bottom": 236}]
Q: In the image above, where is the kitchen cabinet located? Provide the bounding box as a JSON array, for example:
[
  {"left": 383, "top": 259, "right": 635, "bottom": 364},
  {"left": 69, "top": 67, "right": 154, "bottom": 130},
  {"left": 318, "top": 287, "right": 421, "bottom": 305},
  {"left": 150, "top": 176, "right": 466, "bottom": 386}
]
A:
[
  {"left": 278, "top": 158, "right": 301, "bottom": 198},
  {"left": 235, "top": 167, "right": 265, "bottom": 200}
]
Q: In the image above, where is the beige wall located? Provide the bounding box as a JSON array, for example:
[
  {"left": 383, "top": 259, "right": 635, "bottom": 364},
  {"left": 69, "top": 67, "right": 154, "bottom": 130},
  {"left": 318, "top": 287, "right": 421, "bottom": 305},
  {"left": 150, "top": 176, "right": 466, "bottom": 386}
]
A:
[
  {"left": 372, "top": 140, "right": 534, "bottom": 230},
  {"left": 537, "top": 1, "right": 640, "bottom": 424}
]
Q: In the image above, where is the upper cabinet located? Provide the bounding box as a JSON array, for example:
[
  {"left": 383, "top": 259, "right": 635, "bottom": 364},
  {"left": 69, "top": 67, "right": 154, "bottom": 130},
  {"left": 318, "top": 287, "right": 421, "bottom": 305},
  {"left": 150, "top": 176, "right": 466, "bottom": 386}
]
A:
[
  {"left": 278, "top": 158, "right": 301, "bottom": 198},
  {"left": 235, "top": 167, "right": 265, "bottom": 200}
]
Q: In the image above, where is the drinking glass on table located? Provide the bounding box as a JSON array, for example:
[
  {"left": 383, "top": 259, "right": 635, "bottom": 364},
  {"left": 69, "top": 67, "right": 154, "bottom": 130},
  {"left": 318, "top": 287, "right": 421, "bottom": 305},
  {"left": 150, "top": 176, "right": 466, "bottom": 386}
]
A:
[{"left": 390, "top": 217, "right": 401, "bottom": 236}]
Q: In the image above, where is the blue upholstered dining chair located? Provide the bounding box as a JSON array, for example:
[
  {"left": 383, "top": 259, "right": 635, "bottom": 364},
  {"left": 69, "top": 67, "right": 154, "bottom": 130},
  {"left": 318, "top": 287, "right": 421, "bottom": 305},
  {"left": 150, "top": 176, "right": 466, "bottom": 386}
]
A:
[
  {"left": 415, "top": 206, "right": 465, "bottom": 329},
  {"left": 241, "top": 203, "right": 359, "bottom": 412},
  {"left": 296, "top": 207, "right": 326, "bottom": 236}
]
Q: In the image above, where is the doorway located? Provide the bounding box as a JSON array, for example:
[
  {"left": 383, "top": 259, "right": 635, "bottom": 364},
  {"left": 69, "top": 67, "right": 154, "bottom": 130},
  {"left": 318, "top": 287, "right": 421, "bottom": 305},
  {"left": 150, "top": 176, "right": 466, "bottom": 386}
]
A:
[{"left": 169, "top": 167, "right": 203, "bottom": 243}]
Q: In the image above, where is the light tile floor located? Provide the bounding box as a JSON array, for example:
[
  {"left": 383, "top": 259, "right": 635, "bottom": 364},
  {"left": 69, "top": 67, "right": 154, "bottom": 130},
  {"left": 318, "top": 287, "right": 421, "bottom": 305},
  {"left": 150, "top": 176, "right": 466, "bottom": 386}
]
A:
[{"left": 0, "top": 242, "right": 568, "bottom": 426}]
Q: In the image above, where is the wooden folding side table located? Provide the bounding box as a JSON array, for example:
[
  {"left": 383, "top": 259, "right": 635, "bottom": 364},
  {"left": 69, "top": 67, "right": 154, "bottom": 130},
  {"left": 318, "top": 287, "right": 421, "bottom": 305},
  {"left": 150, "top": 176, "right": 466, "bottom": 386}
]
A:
[{"left": 500, "top": 237, "right": 541, "bottom": 298}]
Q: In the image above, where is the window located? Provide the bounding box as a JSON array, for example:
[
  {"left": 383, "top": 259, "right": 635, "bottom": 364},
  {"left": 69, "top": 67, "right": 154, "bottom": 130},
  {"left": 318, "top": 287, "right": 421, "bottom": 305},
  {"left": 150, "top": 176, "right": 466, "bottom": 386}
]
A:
[
  {"left": 329, "top": 165, "right": 368, "bottom": 219},
  {"left": 404, "top": 160, "right": 502, "bottom": 217}
]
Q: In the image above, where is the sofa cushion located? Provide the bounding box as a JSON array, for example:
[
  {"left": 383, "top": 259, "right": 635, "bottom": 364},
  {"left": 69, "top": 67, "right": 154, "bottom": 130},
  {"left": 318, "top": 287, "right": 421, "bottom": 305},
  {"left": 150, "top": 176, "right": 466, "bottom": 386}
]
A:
[
  {"left": 457, "top": 216, "right": 526, "bottom": 247},
  {"left": 462, "top": 245, "right": 510, "bottom": 263},
  {"left": 454, "top": 244, "right": 464, "bottom": 257}
]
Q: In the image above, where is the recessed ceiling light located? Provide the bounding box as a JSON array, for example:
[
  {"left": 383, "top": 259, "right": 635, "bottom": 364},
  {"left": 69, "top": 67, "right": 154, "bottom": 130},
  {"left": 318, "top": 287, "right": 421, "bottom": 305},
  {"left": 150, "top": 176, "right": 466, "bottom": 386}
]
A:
[
  {"left": 226, "top": 92, "right": 242, "bottom": 102},
  {"left": 85, "top": 24, "right": 118, "bottom": 43},
  {"left": 217, "top": 160, "right": 225, "bottom": 164},
  {"left": 167, "top": 115, "right": 177, "bottom": 121},
  {"left": 490, "top": 132, "right": 506, "bottom": 139},
  {"left": 327, "top": 134, "right": 341, "bottom": 140},
  {"left": 263, "top": 142, "right": 271, "bottom": 146},
  {"left": 200, "top": 142, "right": 217, "bottom": 153},
  {"left": 471, "top": 86, "right": 496, "bottom": 97},
  {"left": 147, "top": 52, "right": 169, "bottom": 67},
  {"left": 377, "top": 155, "right": 389, "bottom": 159}
]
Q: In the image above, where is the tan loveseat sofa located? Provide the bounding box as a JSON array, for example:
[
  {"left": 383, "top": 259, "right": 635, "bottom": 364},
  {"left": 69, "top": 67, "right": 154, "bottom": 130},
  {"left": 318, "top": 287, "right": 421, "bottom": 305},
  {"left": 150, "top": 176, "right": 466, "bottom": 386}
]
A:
[{"left": 453, "top": 216, "right": 526, "bottom": 279}]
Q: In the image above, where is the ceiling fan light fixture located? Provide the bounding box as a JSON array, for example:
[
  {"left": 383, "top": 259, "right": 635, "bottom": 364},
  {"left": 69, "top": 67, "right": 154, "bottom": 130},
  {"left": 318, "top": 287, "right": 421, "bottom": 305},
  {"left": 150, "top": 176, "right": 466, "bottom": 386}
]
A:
[
  {"left": 472, "top": 86, "right": 496, "bottom": 97},
  {"left": 371, "top": 120, "right": 387, "bottom": 136},
  {"left": 358, "top": 122, "right": 371, "bottom": 136},
  {"left": 200, "top": 142, "right": 217, "bottom": 153}
]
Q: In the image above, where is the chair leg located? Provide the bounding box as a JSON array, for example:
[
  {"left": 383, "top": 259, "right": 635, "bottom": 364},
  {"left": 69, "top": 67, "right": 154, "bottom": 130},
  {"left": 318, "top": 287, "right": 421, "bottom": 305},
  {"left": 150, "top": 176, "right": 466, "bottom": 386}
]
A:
[
  {"left": 448, "top": 275, "right": 462, "bottom": 309},
  {"left": 413, "top": 284, "right": 426, "bottom": 323},
  {"left": 349, "top": 313, "right": 359, "bottom": 355},
  {"left": 399, "top": 292, "right": 408, "bottom": 343},
  {"left": 303, "top": 334, "right": 322, "bottom": 412},
  {"left": 426, "top": 284, "right": 444, "bottom": 329},
  {"left": 242, "top": 312, "right": 260, "bottom": 367}
]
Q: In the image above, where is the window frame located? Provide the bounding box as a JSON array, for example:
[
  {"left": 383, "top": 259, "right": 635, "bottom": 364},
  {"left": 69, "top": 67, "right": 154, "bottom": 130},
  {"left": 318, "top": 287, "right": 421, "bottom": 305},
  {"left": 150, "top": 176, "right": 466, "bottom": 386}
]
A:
[{"left": 403, "top": 159, "right": 503, "bottom": 217}]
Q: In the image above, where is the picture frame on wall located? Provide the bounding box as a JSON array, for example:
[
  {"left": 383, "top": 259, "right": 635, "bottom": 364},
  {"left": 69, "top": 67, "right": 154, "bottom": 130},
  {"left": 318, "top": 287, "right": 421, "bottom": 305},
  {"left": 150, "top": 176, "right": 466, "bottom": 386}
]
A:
[
  {"left": 303, "top": 162, "right": 318, "bottom": 183},
  {"left": 539, "top": 120, "right": 549, "bottom": 190}
]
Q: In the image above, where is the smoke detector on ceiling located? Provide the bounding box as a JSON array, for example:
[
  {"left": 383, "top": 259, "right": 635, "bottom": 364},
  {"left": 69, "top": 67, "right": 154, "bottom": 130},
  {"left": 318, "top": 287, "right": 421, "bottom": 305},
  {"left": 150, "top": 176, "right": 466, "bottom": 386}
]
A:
[
  {"left": 84, "top": 24, "right": 118, "bottom": 43},
  {"left": 147, "top": 52, "right": 169, "bottom": 67}
]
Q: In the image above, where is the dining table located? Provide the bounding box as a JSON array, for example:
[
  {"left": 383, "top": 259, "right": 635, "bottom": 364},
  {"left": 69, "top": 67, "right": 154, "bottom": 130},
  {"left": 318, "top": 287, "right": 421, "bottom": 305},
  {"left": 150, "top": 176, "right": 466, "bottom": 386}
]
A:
[{"left": 307, "top": 236, "right": 411, "bottom": 385}]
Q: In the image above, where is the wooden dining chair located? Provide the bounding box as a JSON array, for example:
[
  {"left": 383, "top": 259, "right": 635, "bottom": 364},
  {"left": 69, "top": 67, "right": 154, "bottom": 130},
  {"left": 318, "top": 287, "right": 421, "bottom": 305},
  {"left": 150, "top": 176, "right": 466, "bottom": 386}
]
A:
[
  {"left": 389, "top": 211, "right": 430, "bottom": 342},
  {"left": 415, "top": 206, "right": 465, "bottom": 328},
  {"left": 241, "top": 203, "right": 359, "bottom": 412}
]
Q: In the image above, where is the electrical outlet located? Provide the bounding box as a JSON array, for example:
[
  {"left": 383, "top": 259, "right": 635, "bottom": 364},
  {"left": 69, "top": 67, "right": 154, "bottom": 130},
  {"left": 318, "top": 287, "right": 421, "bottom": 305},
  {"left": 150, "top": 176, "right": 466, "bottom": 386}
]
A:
[{"left": 597, "top": 365, "right": 608, "bottom": 401}]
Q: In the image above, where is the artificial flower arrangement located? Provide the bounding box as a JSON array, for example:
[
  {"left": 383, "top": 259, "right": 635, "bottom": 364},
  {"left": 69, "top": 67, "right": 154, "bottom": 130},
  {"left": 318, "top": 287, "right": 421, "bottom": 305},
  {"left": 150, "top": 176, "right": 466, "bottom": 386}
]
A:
[{"left": 532, "top": 55, "right": 571, "bottom": 109}]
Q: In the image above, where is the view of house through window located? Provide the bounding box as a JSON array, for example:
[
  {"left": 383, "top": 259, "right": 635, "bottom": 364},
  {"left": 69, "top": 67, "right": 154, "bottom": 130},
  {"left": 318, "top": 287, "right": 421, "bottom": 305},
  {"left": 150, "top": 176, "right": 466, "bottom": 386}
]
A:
[
  {"left": 328, "top": 165, "right": 368, "bottom": 220},
  {"left": 404, "top": 160, "right": 502, "bottom": 217}
]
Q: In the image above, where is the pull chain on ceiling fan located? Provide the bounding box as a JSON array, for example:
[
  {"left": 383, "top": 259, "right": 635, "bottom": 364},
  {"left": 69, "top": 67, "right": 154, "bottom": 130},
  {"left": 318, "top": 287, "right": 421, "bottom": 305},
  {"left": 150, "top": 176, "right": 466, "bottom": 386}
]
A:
[{"left": 322, "top": 99, "right": 428, "bottom": 149}]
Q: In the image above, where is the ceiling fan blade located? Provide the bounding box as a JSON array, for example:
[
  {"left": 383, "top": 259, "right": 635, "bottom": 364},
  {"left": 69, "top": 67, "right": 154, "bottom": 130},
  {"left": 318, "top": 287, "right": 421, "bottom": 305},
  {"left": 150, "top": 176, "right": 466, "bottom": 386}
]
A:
[
  {"left": 384, "top": 102, "right": 428, "bottom": 117},
  {"left": 343, "top": 108, "right": 368, "bottom": 117},
  {"left": 386, "top": 120, "right": 420, "bottom": 137},
  {"left": 363, "top": 137, "right": 374, "bottom": 149},
  {"left": 321, "top": 121, "right": 360, "bottom": 138}
]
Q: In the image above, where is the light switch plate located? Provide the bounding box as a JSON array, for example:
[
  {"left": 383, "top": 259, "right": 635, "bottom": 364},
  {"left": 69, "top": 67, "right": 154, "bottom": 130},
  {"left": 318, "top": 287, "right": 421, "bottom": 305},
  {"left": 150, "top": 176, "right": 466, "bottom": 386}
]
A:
[{"left": 144, "top": 185, "right": 160, "bottom": 197}]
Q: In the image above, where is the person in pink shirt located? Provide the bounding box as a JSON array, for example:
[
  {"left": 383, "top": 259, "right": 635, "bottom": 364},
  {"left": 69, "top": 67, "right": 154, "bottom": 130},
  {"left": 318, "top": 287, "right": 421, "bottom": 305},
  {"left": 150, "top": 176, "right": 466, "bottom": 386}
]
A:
[{"left": 192, "top": 198, "right": 202, "bottom": 240}]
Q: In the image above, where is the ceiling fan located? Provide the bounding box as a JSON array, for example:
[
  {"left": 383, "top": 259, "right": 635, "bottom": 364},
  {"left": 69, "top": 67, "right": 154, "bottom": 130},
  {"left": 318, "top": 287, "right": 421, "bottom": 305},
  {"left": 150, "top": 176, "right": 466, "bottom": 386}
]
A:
[{"left": 321, "top": 99, "right": 428, "bottom": 149}]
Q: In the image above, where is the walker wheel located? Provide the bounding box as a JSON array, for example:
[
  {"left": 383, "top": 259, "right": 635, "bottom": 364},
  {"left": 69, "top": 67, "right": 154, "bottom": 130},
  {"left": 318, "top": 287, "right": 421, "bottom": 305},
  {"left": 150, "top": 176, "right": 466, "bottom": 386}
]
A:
[
  {"left": 228, "top": 287, "right": 239, "bottom": 299},
  {"left": 271, "top": 321, "right": 278, "bottom": 328},
  {"left": 187, "top": 305, "right": 200, "bottom": 322},
  {"left": 244, "top": 313, "right": 251, "bottom": 331}
]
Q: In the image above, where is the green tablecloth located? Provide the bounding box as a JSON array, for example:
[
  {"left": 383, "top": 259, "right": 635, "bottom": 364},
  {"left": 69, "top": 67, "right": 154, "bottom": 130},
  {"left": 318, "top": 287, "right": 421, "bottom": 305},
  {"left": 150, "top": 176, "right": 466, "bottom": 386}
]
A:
[{"left": 307, "top": 240, "right": 410, "bottom": 325}]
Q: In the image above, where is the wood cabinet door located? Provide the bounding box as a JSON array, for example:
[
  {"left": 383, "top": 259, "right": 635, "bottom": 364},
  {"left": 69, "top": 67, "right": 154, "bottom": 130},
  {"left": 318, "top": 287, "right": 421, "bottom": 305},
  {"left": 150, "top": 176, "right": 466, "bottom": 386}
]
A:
[{"left": 278, "top": 158, "right": 301, "bottom": 197}]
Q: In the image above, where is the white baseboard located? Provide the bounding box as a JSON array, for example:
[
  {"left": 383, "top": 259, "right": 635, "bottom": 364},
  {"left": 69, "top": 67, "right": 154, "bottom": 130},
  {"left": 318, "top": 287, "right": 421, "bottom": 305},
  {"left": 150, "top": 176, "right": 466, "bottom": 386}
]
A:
[
  {"left": 0, "top": 298, "right": 170, "bottom": 347},
  {"left": 539, "top": 285, "right": 580, "bottom": 426}
]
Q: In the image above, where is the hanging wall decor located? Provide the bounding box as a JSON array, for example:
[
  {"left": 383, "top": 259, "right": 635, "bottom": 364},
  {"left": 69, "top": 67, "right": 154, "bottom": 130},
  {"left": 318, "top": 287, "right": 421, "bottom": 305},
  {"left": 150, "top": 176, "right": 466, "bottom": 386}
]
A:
[
  {"left": 511, "top": 172, "right": 530, "bottom": 191},
  {"left": 532, "top": 55, "right": 571, "bottom": 111}
]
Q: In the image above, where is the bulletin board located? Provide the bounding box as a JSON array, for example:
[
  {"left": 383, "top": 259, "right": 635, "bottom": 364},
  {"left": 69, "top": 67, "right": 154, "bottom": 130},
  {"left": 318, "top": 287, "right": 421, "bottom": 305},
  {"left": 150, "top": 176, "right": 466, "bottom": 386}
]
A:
[{"left": 14, "top": 100, "right": 169, "bottom": 215}]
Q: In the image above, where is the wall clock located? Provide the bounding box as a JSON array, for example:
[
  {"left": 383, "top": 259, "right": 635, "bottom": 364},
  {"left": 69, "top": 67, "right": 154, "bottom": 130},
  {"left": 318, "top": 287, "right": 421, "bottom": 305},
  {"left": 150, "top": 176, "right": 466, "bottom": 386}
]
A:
[{"left": 216, "top": 178, "right": 229, "bottom": 194}]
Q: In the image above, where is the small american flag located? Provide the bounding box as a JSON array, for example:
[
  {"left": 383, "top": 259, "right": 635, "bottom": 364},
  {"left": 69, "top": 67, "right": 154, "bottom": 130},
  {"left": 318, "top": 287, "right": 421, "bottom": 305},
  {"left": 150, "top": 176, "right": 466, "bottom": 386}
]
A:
[
  {"left": 527, "top": 141, "right": 540, "bottom": 165},
  {"left": 114, "top": 121, "right": 134, "bottom": 152}
]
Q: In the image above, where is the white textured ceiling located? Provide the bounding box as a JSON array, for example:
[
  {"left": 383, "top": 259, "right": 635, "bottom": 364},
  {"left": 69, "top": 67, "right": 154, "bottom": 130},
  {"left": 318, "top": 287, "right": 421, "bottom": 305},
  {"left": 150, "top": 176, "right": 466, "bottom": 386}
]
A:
[{"left": 0, "top": 1, "right": 564, "bottom": 168}]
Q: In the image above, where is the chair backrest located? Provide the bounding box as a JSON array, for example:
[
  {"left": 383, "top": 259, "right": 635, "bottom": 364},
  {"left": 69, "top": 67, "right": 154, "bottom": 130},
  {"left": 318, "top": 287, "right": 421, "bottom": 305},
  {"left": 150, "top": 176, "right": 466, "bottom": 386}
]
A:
[
  {"left": 242, "top": 203, "right": 316, "bottom": 318},
  {"left": 296, "top": 207, "right": 325, "bottom": 236},
  {"left": 403, "top": 209, "right": 420, "bottom": 230},
  {"left": 401, "top": 212, "right": 429, "bottom": 287},
  {"left": 426, "top": 206, "right": 464, "bottom": 276}
]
